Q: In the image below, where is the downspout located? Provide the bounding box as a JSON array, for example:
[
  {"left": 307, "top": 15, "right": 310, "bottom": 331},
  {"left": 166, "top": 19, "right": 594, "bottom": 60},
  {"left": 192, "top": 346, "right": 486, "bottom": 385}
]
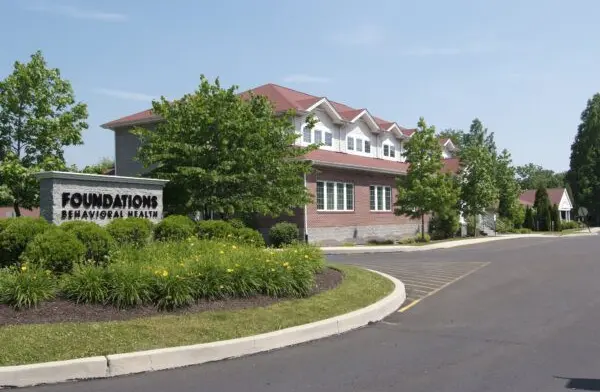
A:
[{"left": 304, "top": 173, "right": 309, "bottom": 243}]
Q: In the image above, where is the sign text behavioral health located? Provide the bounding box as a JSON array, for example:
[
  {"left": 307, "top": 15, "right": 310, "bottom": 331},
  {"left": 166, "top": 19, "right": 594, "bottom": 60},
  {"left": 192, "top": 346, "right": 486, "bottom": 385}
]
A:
[{"left": 61, "top": 192, "right": 159, "bottom": 221}]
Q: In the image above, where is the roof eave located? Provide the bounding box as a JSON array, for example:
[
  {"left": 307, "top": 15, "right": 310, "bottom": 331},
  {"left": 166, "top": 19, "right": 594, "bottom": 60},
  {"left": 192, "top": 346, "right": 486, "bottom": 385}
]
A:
[
  {"left": 100, "top": 116, "right": 162, "bottom": 130},
  {"left": 307, "top": 159, "right": 406, "bottom": 176}
]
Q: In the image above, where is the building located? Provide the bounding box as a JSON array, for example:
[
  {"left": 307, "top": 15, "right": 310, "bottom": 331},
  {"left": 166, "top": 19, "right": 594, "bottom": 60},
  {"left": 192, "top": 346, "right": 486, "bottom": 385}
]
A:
[
  {"left": 0, "top": 207, "right": 40, "bottom": 218},
  {"left": 519, "top": 188, "right": 573, "bottom": 221},
  {"left": 102, "top": 83, "right": 458, "bottom": 245}
]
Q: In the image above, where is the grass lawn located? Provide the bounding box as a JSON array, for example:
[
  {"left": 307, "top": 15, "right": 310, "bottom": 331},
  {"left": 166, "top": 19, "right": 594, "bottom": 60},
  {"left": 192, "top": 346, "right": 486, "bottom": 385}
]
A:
[{"left": 0, "top": 265, "right": 393, "bottom": 366}]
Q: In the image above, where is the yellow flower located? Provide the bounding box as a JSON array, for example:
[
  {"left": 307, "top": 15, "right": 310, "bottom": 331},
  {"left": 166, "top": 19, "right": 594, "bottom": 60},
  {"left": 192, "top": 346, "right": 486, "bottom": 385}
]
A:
[
  {"left": 304, "top": 255, "right": 309, "bottom": 259},
  {"left": 270, "top": 251, "right": 275, "bottom": 256},
  {"left": 227, "top": 234, "right": 233, "bottom": 238},
  {"left": 227, "top": 268, "right": 234, "bottom": 273},
  {"left": 162, "top": 270, "right": 169, "bottom": 277},
  {"left": 232, "top": 245, "right": 237, "bottom": 249},
  {"left": 286, "top": 265, "right": 291, "bottom": 270},
  {"left": 294, "top": 250, "right": 298, "bottom": 253},
  {"left": 219, "top": 250, "right": 225, "bottom": 254},
  {"left": 271, "top": 268, "right": 275, "bottom": 272},
  {"left": 20, "top": 265, "right": 27, "bottom": 271},
  {"left": 283, "top": 262, "right": 290, "bottom": 267},
  {"left": 220, "top": 285, "right": 224, "bottom": 289},
  {"left": 179, "top": 263, "right": 185, "bottom": 267},
  {"left": 154, "top": 270, "right": 161, "bottom": 275},
  {"left": 235, "top": 264, "right": 240, "bottom": 268}
]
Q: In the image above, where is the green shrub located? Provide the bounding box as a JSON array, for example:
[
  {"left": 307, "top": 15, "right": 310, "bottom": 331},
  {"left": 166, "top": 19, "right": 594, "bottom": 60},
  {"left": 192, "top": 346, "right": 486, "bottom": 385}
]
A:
[
  {"left": 0, "top": 266, "right": 56, "bottom": 309},
  {"left": 196, "top": 220, "right": 236, "bottom": 240},
  {"left": 416, "top": 233, "right": 431, "bottom": 243},
  {"left": 269, "top": 222, "right": 300, "bottom": 247},
  {"left": 561, "top": 221, "right": 579, "bottom": 230},
  {"left": 0, "top": 217, "right": 50, "bottom": 267},
  {"left": 429, "top": 212, "right": 460, "bottom": 240},
  {"left": 154, "top": 215, "right": 196, "bottom": 242},
  {"left": 517, "top": 228, "right": 532, "bottom": 234},
  {"left": 106, "top": 218, "right": 153, "bottom": 248},
  {"left": 235, "top": 227, "right": 266, "bottom": 247},
  {"left": 226, "top": 218, "right": 246, "bottom": 229},
  {"left": 105, "top": 262, "right": 153, "bottom": 308},
  {"left": 0, "top": 218, "right": 16, "bottom": 234},
  {"left": 399, "top": 237, "right": 416, "bottom": 245},
  {"left": 60, "top": 221, "right": 114, "bottom": 265},
  {"left": 22, "top": 228, "right": 86, "bottom": 274},
  {"left": 367, "top": 238, "right": 394, "bottom": 245},
  {"left": 495, "top": 217, "right": 514, "bottom": 233},
  {"left": 151, "top": 272, "right": 194, "bottom": 311},
  {"left": 61, "top": 265, "right": 109, "bottom": 304}
]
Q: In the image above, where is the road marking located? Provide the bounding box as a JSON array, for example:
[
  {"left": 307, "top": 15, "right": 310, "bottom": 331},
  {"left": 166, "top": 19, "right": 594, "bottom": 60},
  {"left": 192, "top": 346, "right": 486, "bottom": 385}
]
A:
[{"left": 398, "top": 262, "right": 490, "bottom": 313}]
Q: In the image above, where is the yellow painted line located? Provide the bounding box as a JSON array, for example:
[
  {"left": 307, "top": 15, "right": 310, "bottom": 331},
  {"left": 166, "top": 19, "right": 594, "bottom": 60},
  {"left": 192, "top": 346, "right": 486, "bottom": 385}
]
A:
[{"left": 398, "top": 262, "right": 490, "bottom": 313}]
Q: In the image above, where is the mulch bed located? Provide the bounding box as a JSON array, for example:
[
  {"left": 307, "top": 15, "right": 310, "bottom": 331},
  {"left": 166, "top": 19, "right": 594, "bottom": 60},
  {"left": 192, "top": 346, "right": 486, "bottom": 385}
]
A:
[{"left": 0, "top": 267, "right": 343, "bottom": 326}]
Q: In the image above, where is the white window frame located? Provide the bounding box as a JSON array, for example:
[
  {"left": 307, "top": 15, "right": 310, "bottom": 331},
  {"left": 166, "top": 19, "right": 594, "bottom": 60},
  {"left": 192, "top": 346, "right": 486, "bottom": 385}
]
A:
[
  {"left": 347, "top": 136, "right": 355, "bottom": 151},
  {"left": 314, "top": 129, "right": 323, "bottom": 144},
  {"left": 303, "top": 126, "right": 311, "bottom": 143},
  {"left": 316, "top": 181, "right": 354, "bottom": 212},
  {"left": 370, "top": 185, "right": 392, "bottom": 211},
  {"left": 364, "top": 139, "right": 371, "bottom": 154},
  {"left": 382, "top": 142, "right": 396, "bottom": 158},
  {"left": 324, "top": 131, "right": 333, "bottom": 147},
  {"left": 356, "top": 139, "right": 363, "bottom": 152}
]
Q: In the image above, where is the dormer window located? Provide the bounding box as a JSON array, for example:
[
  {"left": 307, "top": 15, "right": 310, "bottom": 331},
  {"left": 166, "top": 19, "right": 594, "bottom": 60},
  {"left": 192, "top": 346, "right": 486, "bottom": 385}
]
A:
[
  {"left": 364, "top": 140, "right": 371, "bottom": 154},
  {"left": 347, "top": 137, "right": 355, "bottom": 151},
  {"left": 356, "top": 139, "right": 363, "bottom": 152},
  {"left": 383, "top": 144, "right": 395, "bottom": 158},
  {"left": 303, "top": 127, "right": 311, "bottom": 143},
  {"left": 324, "top": 131, "right": 332, "bottom": 147},
  {"left": 314, "top": 130, "right": 322, "bottom": 144}
]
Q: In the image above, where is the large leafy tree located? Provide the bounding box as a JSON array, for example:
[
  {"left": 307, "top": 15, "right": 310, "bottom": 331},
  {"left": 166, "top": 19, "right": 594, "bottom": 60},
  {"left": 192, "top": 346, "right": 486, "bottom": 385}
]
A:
[
  {"left": 396, "top": 117, "right": 460, "bottom": 238},
  {"left": 567, "top": 93, "right": 600, "bottom": 224},
  {"left": 516, "top": 163, "right": 565, "bottom": 190},
  {"left": 438, "top": 128, "right": 466, "bottom": 148},
  {"left": 495, "top": 149, "right": 521, "bottom": 224},
  {"left": 133, "top": 76, "right": 316, "bottom": 217},
  {"left": 459, "top": 119, "right": 498, "bottom": 235},
  {"left": 0, "top": 51, "right": 88, "bottom": 215}
]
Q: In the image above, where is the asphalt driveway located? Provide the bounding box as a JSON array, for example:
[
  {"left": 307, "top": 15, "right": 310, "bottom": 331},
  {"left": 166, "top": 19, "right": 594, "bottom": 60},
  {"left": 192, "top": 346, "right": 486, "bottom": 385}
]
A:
[{"left": 21, "top": 236, "right": 600, "bottom": 392}]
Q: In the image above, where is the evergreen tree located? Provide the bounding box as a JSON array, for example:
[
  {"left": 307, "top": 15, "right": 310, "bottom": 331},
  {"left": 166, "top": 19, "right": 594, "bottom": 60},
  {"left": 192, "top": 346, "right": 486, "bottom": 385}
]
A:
[
  {"left": 552, "top": 204, "right": 561, "bottom": 231},
  {"left": 523, "top": 206, "right": 534, "bottom": 229},
  {"left": 567, "top": 93, "right": 600, "bottom": 225},
  {"left": 495, "top": 149, "right": 521, "bottom": 225},
  {"left": 533, "top": 187, "right": 551, "bottom": 231}
]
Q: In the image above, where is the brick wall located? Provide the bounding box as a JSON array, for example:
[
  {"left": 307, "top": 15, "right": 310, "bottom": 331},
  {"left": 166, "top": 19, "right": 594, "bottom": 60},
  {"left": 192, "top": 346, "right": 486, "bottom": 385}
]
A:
[{"left": 306, "top": 166, "right": 424, "bottom": 244}]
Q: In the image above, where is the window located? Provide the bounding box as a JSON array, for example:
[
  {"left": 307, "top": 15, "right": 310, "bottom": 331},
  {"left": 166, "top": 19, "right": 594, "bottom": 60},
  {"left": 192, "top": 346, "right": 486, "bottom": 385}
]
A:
[
  {"left": 347, "top": 137, "right": 355, "bottom": 151},
  {"left": 314, "top": 130, "right": 322, "bottom": 144},
  {"left": 383, "top": 144, "right": 396, "bottom": 158},
  {"left": 364, "top": 140, "right": 371, "bottom": 154},
  {"left": 324, "top": 131, "right": 333, "bottom": 147},
  {"left": 316, "top": 181, "right": 354, "bottom": 211},
  {"left": 356, "top": 139, "right": 363, "bottom": 152},
  {"left": 303, "top": 127, "right": 311, "bottom": 143},
  {"left": 370, "top": 185, "right": 392, "bottom": 211}
]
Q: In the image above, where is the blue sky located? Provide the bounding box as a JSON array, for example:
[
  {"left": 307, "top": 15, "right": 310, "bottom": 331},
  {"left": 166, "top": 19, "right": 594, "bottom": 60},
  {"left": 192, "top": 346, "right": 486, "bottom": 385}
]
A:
[{"left": 1, "top": 0, "right": 599, "bottom": 172}]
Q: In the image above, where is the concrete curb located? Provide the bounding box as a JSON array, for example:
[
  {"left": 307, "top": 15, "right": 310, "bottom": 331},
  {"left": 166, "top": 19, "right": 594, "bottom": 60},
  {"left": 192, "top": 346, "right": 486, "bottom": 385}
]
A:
[
  {"left": 322, "top": 232, "right": 599, "bottom": 255},
  {"left": 0, "top": 270, "right": 405, "bottom": 388}
]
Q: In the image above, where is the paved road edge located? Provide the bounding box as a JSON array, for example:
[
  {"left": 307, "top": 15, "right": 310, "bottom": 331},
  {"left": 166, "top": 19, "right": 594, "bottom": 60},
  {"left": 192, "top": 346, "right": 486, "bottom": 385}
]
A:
[{"left": 0, "top": 270, "right": 405, "bottom": 388}]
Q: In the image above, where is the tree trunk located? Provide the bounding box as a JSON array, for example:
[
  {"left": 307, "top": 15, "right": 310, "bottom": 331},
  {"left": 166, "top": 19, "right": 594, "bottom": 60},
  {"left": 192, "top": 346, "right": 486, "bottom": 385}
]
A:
[
  {"left": 474, "top": 215, "right": 478, "bottom": 237},
  {"left": 13, "top": 201, "right": 21, "bottom": 217},
  {"left": 421, "top": 214, "right": 425, "bottom": 238}
]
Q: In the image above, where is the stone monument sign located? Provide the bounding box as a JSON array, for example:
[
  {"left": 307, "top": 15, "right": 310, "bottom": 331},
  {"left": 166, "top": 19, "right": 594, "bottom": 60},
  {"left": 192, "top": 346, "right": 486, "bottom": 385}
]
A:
[{"left": 35, "top": 171, "right": 169, "bottom": 226}]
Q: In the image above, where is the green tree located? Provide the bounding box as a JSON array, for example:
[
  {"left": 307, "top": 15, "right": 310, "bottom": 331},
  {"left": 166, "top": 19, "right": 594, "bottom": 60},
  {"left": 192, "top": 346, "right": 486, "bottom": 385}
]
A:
[
  {"left": 438, "top": 128, "right": 465, "bottom": 148},
  {"left": 82, "top": 157, "right": 114, "bottom": 174},
  {"left": 0, "top": 51, "right": 88, "bottom": 215},
  {"left": 567, "top": 93, "right": 600, "bottom": 225},
  {"left": 523, "top": 205, "right": 534, "bottom": 229},
  {"left": 516, "top": 163, "right": 565, "bottom": 190},
  {"left": 551, "top": 204, "right": 561, "bottom": 231},
  {"left": 133, "top": 76, "right": 316, "bottom": 217},
  {"left": 458, "top": 119, "right": 498, "bottom": 236},
  {"left": 495, "top": 149, "right": 521, "bottom": 225},
  {"left": 533, "top": 187, "right": 551, "bottom": 231},
  {"left": 396, "top": 117, "right": 460, "bottom": 238}
]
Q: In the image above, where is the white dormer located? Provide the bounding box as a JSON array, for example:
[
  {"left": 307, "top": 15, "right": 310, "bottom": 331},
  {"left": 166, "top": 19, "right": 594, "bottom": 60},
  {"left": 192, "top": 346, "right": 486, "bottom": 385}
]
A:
[
  {"left": 380, "top": 133, "right": 404, "bottom": 161},
  {"left": 296, "top": 110, "right": 340, "bottom": 151},
  {"left": 440, "top": 138, "right": 457, "bottom": 159}
]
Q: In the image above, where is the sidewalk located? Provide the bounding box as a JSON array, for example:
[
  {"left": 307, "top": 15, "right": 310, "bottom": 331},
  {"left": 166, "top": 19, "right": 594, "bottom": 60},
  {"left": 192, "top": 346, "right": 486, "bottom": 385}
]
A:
[{"left": 322, "top": 228, "right": 599, "bottom": 255}]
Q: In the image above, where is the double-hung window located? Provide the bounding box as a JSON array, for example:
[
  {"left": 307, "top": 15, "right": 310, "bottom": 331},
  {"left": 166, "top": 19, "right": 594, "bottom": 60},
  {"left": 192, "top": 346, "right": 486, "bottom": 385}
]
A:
[
  {"left": 383, "top": 144, "right": 396, "bottom": 158},
  {"left": 316, "top": 181, "right": 354, "bottom": 211},
  {"left": 324, "top": 131, "right": 333, "bottom": 146},
  {"left": 303, "top": 127, "right": 311, "bottom": 143},
  {"left": 364, "top": 140, "right": 371, "bottom": 154},
  {"left": 370, "top": 185, "right": 392, "bottom": 211},
  {"left": 356, "top": 139, "right": 363, "bottom": 152},
  {"left": 347, "top": 137, "right": 355, "bottom": 151},
  {"left": 314, "top": 130, "right": 323, "bottom": 144}
]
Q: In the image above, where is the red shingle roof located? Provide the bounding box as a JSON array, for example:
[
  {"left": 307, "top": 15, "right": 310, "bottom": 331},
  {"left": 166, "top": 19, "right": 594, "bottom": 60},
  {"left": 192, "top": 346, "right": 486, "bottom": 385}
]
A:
[
  {"left": 441, "top": 158, "right": 460, "bottom": 174},
  {"left": 101, "top": 83, "right": 417, "bottom": 135},
  {"left": 519, "top": 188, "right": 566, "bottom": 206}
]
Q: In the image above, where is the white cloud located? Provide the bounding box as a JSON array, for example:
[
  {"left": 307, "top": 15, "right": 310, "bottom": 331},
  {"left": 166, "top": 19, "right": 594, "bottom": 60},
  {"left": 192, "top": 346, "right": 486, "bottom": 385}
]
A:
[
  {"left": 330, "top": 25, "right": 385, "bottom": 46},
  {"left": 26, "top": 3, "right": 127, "bottom": 22},
  {"left": 282, "top": 74, "right": 331, "bottom": 84},
  {"left": 93, "top": 88, "right": 156, "bottom": 102}
]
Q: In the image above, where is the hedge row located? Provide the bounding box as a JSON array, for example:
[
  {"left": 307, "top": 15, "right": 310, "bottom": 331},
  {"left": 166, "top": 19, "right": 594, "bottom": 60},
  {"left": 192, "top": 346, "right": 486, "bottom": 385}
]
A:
[{"left": 0, "top": 240, "right": 324, "bottom": 310}]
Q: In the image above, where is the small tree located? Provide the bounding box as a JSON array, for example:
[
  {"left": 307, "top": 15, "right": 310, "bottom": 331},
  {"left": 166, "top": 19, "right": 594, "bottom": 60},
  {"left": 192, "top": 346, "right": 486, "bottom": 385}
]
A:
[
  {"left": 0, "top": 51, "right": 88, "bottom": 216},
  {"left": 458, "top": 119, "right": 498, "bottom": 236},
  {"left": 533, "top": 187, "right": 551, "bottom": 231},
  {"left": 523, "top": 205, "right": 535, "bottom": 229},
  {"left": 495, "top": 149, "right": 521, "bottom": 224},
  {"left": 396, "top": 117, "right": 460, "bottom": 238},
  {"left": 134, "top": 76, "right": 316, "bottom": 217},
  {"left": 82, "top": 157, "right": 114, "bottom": 174},
  {"left": 551, "top": 204, "right": 561, "bottom": 231}
]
